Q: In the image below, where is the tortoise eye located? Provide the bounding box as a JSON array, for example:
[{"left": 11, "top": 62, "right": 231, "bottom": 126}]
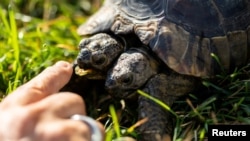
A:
[
  {"left": 93, "top": 55, "right": 107, "bottom": 66},
  {"left": 120, "top": 73, "right": 133, "bottom": 85}
]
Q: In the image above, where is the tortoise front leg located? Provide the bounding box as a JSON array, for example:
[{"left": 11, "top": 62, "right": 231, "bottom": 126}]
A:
[{"left": 137, "top": 73, "right": 197, "bottom": 141}]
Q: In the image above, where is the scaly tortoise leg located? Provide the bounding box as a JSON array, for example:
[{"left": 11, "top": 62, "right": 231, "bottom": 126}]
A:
[{"left": 137, "top": 73, "right": 197, "bottom": 141}]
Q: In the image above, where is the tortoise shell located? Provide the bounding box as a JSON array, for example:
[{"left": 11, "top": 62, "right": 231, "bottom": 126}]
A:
[{"left": 77, "top": 0, "right": 250, "bottom": 77}]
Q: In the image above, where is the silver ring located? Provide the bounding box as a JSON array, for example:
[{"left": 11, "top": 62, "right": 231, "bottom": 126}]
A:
[{"left": 70, "top": 114, "right": 102, "bottom": 141}]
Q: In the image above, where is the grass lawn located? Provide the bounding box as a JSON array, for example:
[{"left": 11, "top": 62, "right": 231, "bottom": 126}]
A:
[{"left": 1, "top": 1, "right": 250, "bottom": 141}]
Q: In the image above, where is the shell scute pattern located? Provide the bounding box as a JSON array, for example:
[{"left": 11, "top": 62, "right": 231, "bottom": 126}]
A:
[{"left": 77, "top": 0, "right": 250, "bottom": 77}]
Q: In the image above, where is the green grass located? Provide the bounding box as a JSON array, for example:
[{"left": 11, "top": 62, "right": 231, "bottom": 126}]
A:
[
  {"left": 170, "top": 65, "right": 250, "bottom": 140},
  {"left": 1, "top": 1, "right": 250, "bottom": 141},
  {"left": 0, "top": 1, "right": 84, "bottom": 95}
]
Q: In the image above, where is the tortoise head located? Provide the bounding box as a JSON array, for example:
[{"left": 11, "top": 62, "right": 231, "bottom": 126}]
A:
[
  {"left": 77, "top": 33, "right": 125, "bottom": 71},
  {"left": 105, "top": 47, "right": 159, "bottom": 98}
]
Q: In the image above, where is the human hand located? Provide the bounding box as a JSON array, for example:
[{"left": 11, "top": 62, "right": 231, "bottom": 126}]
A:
[{"left": 0, "top": 61, "right": 104, "bottom": 141}]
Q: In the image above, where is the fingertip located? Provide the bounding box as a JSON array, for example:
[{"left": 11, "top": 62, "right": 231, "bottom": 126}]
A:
[
  {"left": 54, "top": 61, "right": 73, "bottom": 74},
  {"left": 54, "top": 61, "right": 72, "bottom": 68},
  {"left": 38, "top": 61, "right": 73, "bottom": 91},
  {"left": 48, "top": 61, "right": 73, "bottom": 83}
]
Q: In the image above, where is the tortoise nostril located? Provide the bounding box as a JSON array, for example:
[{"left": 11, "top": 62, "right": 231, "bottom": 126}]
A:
[
  {"left": 79, "top": 48, "right": 91, "bottom": 58},
  {"left": 76, "top": 48, "right": 92, "bottom": 67}
]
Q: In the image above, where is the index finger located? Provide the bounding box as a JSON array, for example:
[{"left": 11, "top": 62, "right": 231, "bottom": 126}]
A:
[{"left": 3, "top": 61, "right": 73, "bottom": 106}]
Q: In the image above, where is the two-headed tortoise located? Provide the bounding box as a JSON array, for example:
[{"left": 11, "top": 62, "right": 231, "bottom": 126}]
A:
[{"left": 76, "top": 0, "right": 250, "bottom": 140}]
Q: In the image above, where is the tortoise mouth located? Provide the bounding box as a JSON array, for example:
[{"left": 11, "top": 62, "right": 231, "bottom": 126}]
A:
[
  {"left": 106, "top": 87, "right": 137, "bottom": 99},
  {"left": 74, "top": 65, "right": 106, "bottom": 80}
]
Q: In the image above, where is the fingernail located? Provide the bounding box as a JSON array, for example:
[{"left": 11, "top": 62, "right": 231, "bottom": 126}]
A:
[{"left": 54, "top": 61, "right": 71, "bottom": 68}]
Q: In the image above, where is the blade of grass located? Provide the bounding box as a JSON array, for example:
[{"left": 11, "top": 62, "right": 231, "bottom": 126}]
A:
[
  {"left": 8, "top": 3, "right": 22, "bottom": 92},
  {"left": 127, "top": 118, "right": 148, "bottom": 133},
  {"left": 0, "top": 8, "right": 10, "bottom": 33},
  {"left": 137, "top": 90, "right": 177, "bottom": 117},
  {"left": 105, "top": 128, "right": 114, "bottom": 141},
  {"left": 199, "top": 128, "right": 206, "bottom": 141},
  {"left": 196, "top": 96, "right": 217, "bottom": 111},
  {"left": 172, "top": 118, "right": 181, "bottom": 141},
  {"left": 202, "top": 81, "right": 229, "bottom": 95},
  {"left": 228, "top": 97, "right": 245, "bottom": 114},
  {"left": 109, "top": 105, "right": 121, "bottom": 138},
  {"left": 210, "top": 53, "right": 225, "bottom": 74},
  {"left": 186, "top": 98, "right": 205, "bottom": 121}
]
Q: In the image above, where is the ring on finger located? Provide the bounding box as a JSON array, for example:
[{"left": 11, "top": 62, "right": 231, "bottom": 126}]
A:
[{"left": 71, "top": 114, "right": 103, "bottom": 141}]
